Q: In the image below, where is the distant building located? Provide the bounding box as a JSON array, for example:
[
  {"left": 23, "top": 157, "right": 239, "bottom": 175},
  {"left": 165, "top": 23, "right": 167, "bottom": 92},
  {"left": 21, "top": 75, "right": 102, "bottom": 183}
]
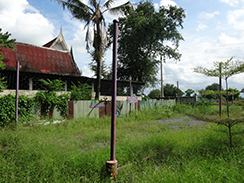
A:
[{"left": 0, "top": 28, "right": 144, "bottom": 97}]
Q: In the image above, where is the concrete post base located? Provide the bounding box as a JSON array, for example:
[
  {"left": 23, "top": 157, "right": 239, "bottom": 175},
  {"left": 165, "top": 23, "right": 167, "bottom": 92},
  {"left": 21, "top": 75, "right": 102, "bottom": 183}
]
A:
[{"left": 106, "top": 160, "right": 117, "bottom": 179}]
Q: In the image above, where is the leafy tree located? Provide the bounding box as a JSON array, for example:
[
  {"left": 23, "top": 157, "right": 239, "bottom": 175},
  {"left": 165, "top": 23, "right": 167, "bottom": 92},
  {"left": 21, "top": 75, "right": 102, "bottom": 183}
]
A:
[
  {"left": 194, "top": 57, "right": 244, "bottom": 147},
  {"left": 39, "top": 79, "right": 65, "bottom": 92},
  {"left": 70, "top": 82, "right": 92, "bottom": 101},
  {"left": 55, "top": 0, "right": 132, "bottom": 99},
  {"left": 224, "top": 88, "right": 240, "bottom": 102},
  {"left": 194, "top": 57, "right": 244, "bottom": 117},
  {"left": 205, "top": 83, "right": 220, "bottom": 91},
  {"left": 110, "top": 1, "right": 185, "bottom": 87},
  {"left": 200, "top": 83, "right": 221, "bottom": 100},
  {"left": 185, "top": 89, "right": 195, "bottom": 97},
  {"left": 164, "top": 83, "right": 184, "bottom": 97},
  {"left": 35, "top": 79, "right": 69, "bottom": 118},
  {"left": 148, "top": 89, "right": 161, "bottom": 99},
  {"left": 0, "top": 28, "right": 16, "bottom": 91}
]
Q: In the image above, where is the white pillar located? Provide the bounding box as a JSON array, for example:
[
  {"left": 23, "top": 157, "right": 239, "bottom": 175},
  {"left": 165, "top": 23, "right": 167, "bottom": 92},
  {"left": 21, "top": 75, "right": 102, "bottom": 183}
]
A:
[
  {"left": 65, "top": 80, "right": 67, "bottom": 91},
  {"left": 29, "top": 78, "right": 33, "bottom": 90}
]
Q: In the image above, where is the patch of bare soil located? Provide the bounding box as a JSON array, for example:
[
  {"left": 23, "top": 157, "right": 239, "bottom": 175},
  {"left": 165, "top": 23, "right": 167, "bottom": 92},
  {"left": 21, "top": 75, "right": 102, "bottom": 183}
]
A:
[{"left": 156, "top": 116, "right": 207, "bottom": 130}]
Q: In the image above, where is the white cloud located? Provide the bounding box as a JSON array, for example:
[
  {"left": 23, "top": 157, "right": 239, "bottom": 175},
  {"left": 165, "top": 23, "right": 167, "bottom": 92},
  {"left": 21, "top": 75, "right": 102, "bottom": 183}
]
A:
[
  {"left": 82, "top": 66, "right": 95, "bottom": 78},
  {"left": 0, "top": 0, "right": 54, "bottom": 45},
  {"left": 220, "top": 0, "right": 239, "bottom": 6},
  {"left": 217, "top": 33, "right": 240, "bottom": 45},
  {"left": 154, "top": 3, "right": 159, "bottom": 10},
  {"left": 227, "top": 8, "right": 244, "bottom": 31},
  {"left": 196, "top": 21, "right": 207, "bottom": 31},
  {"left": 160, "top": 0, "right": 178, "bottom": 8},
  {"left": 200, "top": 11, "right": 220, "bottom": 19}
]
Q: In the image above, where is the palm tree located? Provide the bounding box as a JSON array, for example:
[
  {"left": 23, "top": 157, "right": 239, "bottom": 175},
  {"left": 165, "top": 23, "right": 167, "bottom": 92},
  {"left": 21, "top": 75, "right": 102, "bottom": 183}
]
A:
[{"left": 55, "top": 0, "right": 132, "bottom": 99}]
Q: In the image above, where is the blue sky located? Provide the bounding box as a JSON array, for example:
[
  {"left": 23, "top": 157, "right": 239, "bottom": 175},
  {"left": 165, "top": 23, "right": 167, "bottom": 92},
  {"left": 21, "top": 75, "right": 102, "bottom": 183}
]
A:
[{"left": 1, "top": 0, "right": 244, "bottom": 95}]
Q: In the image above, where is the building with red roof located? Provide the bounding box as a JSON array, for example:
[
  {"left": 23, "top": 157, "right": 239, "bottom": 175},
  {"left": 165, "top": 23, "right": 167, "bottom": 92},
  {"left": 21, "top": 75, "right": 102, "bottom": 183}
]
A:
[{"left": 0, "top": 28, "right": 144, "bottom": 97}]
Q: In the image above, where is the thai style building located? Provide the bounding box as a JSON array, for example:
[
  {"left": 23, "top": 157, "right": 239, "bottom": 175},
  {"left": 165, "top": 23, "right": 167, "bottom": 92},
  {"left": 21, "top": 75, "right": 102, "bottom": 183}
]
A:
[{"left": 0, "top": 28, "right": 144, "bottom": 97}]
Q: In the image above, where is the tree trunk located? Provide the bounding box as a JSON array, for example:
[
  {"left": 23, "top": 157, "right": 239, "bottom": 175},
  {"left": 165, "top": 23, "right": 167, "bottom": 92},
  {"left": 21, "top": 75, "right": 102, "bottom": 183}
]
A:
[
  {"left": 96, "top": 58, "right": 101, "bottom": 100},
  {"left": 94, "top": 23, "right": 102, "bottom": 100},
  {"left": 219, "top": 63, "right": 222, "bottom": 117},
  {"left": 225, "top": 79, "right": 230, "bottom": 117},
  {"left": 228, "top": 124, "right": 233, "bottom": 148}
]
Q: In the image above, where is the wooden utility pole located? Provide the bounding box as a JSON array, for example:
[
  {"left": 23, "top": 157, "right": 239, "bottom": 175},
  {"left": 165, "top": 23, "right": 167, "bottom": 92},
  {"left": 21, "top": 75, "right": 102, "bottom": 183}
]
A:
[
  {"left": 161, "top": 55, "right": 164, "bottom": 98},
  {"left": 219, "top": 63, "right": 222, "bottom": 117}
]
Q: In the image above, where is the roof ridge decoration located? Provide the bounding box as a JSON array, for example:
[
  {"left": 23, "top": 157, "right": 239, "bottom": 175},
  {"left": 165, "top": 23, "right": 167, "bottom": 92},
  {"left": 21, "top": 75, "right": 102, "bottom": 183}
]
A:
[{"left": 43, "top": 26, "right": 69, "bottom": 51}]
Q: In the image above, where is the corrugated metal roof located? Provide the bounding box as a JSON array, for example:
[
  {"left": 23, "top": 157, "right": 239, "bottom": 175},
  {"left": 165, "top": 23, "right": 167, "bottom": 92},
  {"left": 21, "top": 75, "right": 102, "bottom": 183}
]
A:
[{"left": 1, "top": 42, "right": 80, "bottom": 76}]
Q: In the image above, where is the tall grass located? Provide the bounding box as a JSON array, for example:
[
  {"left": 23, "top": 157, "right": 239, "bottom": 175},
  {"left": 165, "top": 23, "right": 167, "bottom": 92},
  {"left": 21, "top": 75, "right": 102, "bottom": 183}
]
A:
[{"left": 0, "top": 106, "right": 243, "bottom": 182}]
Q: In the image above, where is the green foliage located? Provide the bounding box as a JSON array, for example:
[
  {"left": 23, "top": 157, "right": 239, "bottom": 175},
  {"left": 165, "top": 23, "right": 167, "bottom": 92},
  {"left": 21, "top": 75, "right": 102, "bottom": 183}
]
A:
[
  {"left": 205, "top": 83, "right": 220, "bottom": 91},
  {"left": 0, "top": 108, "right": 243, "bottom": 182},
  {"left": 0, "top": 77, "right": 7, "bottom": 91},
  {"left": 0, "top": 60, "right": 5, "bottom": 69},
  {"left": 148, "top": 89, "right": 161, "bottom": 99},
  {"left": 111, "top": 1, "right": 185, "bottom": 87},
  {"left": 70, "top": 82, "right": 92, "bottom": 101},
  {"left": 194, "top": 57, "right": 244, "bottom": 117},
  {"left": 0, "top": 94, "right": 34, "bottom": 126},
  {"left": 56, "top": 0, "right": 132, "bottom": 99},
  {"left": 199, "top": 83, "right": 221, "bottom": 100},
  {"left": 142, "top": 96, "right": 150, "bottom": 101},
  {"left": 225, "top": 88, "right": 240, "bottom": 101},
  {"left": 185, "top": 89, "right": 195, "bottom": 96},
  {"left": 35, "top": 79, "right": 69, "bottom": 118},
  {"left": 0, "top": 28, "right": 16, "bottom": 50},
  {"left": 164, "top": 83, "right": 184, "bottom": 97},
  {"left": 173, "top": 103, "right": 244, "bottom": 147},
  {"left": 39, "top": 79, "right": 64, "bottom": 92},
  {"left": 0, "top": 28, "right": 16, "bottom": 92}
]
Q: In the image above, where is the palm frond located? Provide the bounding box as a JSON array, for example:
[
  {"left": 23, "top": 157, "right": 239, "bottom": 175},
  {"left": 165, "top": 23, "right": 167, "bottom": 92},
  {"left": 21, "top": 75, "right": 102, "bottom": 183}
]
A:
[
  {"left": 102, "top": 0, "right": 114, "bottom": 9},
  {"left": 60, "top": 0, "right": 93, "bottom": 23},
  {"left": 89, "top": 0, "right": 97, "bottom": 10},
  {"left": 105, "top": 1, "right": 133, "bottom": 15}
]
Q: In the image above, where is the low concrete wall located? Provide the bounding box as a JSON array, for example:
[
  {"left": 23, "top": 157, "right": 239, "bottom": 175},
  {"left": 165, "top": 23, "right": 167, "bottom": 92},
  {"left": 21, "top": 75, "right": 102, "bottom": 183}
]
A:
[{"left": 0, "top": 90, "right": 70, "bottom": 97}]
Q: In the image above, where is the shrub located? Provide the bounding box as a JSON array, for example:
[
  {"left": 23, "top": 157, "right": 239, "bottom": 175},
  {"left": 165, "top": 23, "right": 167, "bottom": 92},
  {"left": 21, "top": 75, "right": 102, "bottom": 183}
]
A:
[{"left": 0, "top": 94, "right": 34, "bottom": 126}]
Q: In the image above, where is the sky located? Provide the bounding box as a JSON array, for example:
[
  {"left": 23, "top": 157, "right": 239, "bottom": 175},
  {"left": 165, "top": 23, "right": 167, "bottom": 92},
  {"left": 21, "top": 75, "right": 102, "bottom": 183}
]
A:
[{"left": 0, "top": 0, "right": 244, "bottom": 95}]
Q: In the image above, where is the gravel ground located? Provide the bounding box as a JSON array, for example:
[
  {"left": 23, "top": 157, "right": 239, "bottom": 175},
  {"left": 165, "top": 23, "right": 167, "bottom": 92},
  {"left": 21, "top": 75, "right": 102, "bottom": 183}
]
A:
[{"left": 156, "top": 116, "right": 207, "bottom": 130}]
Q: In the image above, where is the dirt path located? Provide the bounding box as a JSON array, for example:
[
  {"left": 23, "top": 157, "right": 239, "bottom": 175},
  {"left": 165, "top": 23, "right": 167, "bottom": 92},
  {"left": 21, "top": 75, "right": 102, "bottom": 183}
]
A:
[{"left": 156, "top": 116, "right": 207, "bottom": 130}]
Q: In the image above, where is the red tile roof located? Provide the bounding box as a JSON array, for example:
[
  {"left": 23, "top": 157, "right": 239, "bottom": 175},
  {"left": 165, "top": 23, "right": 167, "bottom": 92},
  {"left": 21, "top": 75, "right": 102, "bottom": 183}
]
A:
[{"left": 1, "top": 42, "right": 80, "bottom": 76}]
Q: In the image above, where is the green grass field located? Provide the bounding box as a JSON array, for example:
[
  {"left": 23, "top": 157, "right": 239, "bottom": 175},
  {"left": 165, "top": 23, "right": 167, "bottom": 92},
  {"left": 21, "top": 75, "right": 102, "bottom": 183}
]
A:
[{"left": 0, "top": 105, "right": 244, "bottom": 182}]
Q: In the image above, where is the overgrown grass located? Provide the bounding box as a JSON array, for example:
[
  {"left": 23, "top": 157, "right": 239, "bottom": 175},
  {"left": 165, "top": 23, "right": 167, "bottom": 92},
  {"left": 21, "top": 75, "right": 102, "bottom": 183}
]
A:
[{"left": 0, "top": 106, "right": 244, "bottom": 182}]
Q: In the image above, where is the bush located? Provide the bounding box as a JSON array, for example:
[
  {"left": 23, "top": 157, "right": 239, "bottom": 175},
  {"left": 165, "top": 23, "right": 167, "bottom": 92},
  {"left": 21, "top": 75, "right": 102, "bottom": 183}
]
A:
[{"left": 0, "top": 94, "right": 34, "bottom": 126}]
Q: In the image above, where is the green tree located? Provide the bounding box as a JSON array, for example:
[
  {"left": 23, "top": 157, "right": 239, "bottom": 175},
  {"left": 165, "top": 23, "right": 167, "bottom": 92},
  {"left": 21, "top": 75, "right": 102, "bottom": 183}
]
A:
[
  {"left": 35, "top": 79, "right": 69, "bottom": 118},
  {"left": 164, "top": 83, "right": 184, "bottom": 97},
  {"left": 185, "top": 89, "right": 195, "bottom": 97},
  {"left": 205, "top": 83, "right": 220, "bottom": 91},
  {"left": 201, "top": 83, "right": 222, "bottom": 100},
  {"left": 70, "top": 82, "right": 92, "bottom": 101},
  {"left": 111, "top": 1, "right": 185, "bottom": 87},
  {"left": 55, "top": 0, "right": 132, "bottom": 99},
  {"left": 148, "top": 89, "right": 161, "bottom": 99},
  {"left": 0, "top": 28, "right": 16, "bottom": 91},
  {"left": 224, "top": 88, "right": 240, "bottom": 102},
  {"left": 194, "top": 57, "right": 244, "bottom": 147},
  {"left": 194, "top": 57, "right": 244, "bottom": 117}
]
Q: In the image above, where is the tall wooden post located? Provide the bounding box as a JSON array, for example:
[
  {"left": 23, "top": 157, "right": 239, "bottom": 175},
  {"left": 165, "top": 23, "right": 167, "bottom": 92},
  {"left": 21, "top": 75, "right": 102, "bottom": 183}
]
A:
[
  {"left": 129, "top": 76, "right": 132, "bottom": 115},
  {"left": 177, "top": 81, "right": 179, "bottom": 103},
  {"left": 106, "top": 20, "right": 118, "bottom": 179},
  {"left": 219, "top": 63, "right": 222, "bottom": 117},
  {"left": 15, "top": 61, "right": 20, "bottom": 127},
  {"left": 161, "top": 55, "right": 164, "bottom": 98}
]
